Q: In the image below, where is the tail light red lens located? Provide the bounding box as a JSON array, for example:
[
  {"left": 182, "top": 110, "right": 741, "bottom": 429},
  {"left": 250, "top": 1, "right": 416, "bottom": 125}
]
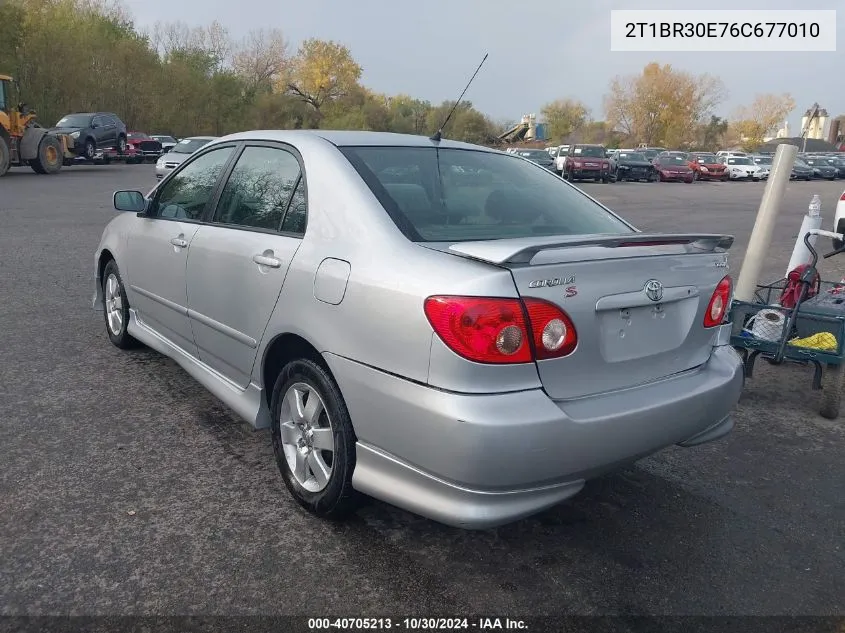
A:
[
  {"left": 839, "top": 191, "right": 845, "bottom": 201},
  {"left": 424, "top": 296, "right": 577, "bottom": 364},
  {"left": 704, "top": 275, "right": 732, "bottom": 327},
  {"left": 523, "top": 298, "right": 578, "bottom": 359}
]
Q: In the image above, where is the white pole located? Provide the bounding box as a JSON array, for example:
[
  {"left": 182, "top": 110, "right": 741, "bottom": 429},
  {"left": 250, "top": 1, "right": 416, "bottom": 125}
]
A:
[{"left": 734, "top": 143, "right": 798, "bottom": 302}]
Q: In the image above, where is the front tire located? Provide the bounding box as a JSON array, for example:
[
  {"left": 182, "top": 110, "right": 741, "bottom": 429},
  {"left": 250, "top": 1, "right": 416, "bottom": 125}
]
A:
[
  {"left": 30, "top": 135, "right": 63, "bottom": 174},
  {"left": 271, "top": 359, "right": 360, "bottom": 520},
  {"left": 102, "top": 260, "right": 140, "bottom": 349},
  {"left": 83, "top": 137, "right": 96, "bottom": 161},
  {"left": 0, "top": 136, "right": 10, "bottom": 177}
]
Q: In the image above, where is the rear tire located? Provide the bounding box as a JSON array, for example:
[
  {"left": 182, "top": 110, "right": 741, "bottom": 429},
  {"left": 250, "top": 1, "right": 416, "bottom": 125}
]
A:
[
  {"left": 271, "top": 359, "right": 360, "bottom": 520},
  {"left": 819, "top": 363, "right": 845, "bottom": 420},
  {"left": 117, "top": 135, "right": 127, "bottom": 154},
  {"left": 0, "top": 136, "right": 10, "bottom": 176},
  {"left": 30, "top": 135, "right": 63, "bottom": 175}
]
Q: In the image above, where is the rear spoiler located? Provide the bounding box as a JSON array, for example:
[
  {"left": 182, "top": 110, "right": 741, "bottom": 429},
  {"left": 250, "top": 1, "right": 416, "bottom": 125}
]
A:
[{"left": 447, "top": 233, "right": 734, "bottom": 265}]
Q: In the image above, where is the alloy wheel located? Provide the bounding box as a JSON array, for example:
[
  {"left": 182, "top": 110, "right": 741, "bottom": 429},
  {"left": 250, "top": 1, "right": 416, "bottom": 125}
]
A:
[
  {"left": 104, "top": 273, "right": 123, "bottom": 335},
  {"left": 279, "top": 382, "right": 335, "bottom": 493}
]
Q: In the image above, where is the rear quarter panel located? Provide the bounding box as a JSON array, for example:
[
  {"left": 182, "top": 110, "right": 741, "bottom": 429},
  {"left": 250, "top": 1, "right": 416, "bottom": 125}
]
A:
[{"left": 256, "top": 139, "right": 534, "bottom": 390}]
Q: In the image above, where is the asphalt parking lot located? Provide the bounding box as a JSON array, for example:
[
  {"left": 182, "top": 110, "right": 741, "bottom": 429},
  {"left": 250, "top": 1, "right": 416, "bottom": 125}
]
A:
[{"left": 1, "top": 165, "right": 844, "bottom": 618}]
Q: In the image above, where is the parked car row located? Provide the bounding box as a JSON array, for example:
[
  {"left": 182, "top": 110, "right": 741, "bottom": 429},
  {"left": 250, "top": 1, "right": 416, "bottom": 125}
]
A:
[{"left": 531, "top": 143, "right": 845, "bottom": 184}]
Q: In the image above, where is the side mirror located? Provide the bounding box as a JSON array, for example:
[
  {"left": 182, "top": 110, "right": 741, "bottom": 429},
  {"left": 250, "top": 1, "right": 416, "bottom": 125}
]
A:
[{"left": 113, "top": 190, "right": 146, "bottom": 213}]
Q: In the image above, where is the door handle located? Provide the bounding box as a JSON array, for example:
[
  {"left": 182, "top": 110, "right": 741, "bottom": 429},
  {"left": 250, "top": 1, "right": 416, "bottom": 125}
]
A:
[
  {"left": 170, "top": 237, "right": 188, "bottom": 248},
  {"left": 253, "top": 254, "right": 282, "bottom": 268}
]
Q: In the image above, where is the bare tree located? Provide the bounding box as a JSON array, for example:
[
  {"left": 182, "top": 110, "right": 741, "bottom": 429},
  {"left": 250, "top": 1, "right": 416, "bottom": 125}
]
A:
[{"left": 232, "top": 29, "right": 289, "bottom": 95}]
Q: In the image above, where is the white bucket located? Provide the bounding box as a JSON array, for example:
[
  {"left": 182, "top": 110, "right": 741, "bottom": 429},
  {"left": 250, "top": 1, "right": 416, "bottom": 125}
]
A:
[{"left": 743, "top": 308, "right": 786, "bottom": 341}]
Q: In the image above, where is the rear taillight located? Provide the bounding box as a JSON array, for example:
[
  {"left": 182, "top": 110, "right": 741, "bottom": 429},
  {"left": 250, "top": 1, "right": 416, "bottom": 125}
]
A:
[
  {"left": 704, "top": 275, "right": 732, "bottom": 327},
  {"left": 523, "top": 298, "right": 578, "bottom": 359},
  {"left": 424, "top": 296, "right": 578, "bottom": 364},
  {"left": 839, "top": 191, "right": 845, "bottom": 201}
]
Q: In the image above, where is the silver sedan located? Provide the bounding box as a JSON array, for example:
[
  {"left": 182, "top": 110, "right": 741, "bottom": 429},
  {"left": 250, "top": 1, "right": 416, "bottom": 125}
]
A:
[
  {"left": 94, "top": 130, "right": 744, "bottom": 528},
  {"left": 154, "top": 136, "right": 217, "bottom": 180}
]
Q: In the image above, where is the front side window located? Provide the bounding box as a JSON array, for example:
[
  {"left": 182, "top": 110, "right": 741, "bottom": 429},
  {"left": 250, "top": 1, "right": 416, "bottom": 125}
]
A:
[
  {"left": 152, "top": 146, "right": 234, "bottom": 220},
  {"left": 213, "top": 145, "right": 302, "bottom": 231},
  {"left": 341, "top": 146, "right": 633, "bottom": 242}
]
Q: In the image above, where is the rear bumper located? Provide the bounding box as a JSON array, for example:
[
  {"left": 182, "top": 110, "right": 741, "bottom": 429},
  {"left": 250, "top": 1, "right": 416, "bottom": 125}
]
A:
[{"left": 326, "top": 341, "right": 744, "bottom": 529}]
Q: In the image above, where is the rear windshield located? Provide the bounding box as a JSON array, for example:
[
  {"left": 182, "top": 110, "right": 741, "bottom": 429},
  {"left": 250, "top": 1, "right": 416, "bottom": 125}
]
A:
[
  {"left": 517, "top": 150, "right": 550, "bottom": 160},
  {"left": 172, "top": 139, "right": 212, "bottom": 154},
  {"left": 617, "top": 152, "right": 646, "bottom": 161},
  {"left": 571, "top": 146, "right": 605, "bottom": 157},
  {"left": 340, "top": 146, "right": 633, "bottom": 242}
]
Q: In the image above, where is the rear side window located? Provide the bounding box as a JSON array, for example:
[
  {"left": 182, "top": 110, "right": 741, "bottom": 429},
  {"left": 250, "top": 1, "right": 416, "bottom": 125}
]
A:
[
  {"left": 213, "top": 145, "right": 301, "bottom": 231},
  {"left": 340, "top": 146, "right": 633, "bottom": 242}
]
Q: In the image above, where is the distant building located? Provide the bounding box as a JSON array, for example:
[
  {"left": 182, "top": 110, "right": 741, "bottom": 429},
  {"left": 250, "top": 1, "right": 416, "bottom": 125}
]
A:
[
  {"left": 758, "top": 137, "right": 839, "bottom": 153},
  {"left": 497, "top": 113, "right": 549, "bottom": 144},
  {"left": 801, "top": 105, "right": 829, "bottom": 140}
]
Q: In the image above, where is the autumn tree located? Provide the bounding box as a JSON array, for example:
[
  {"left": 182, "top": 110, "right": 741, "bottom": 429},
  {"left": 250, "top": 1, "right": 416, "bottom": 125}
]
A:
[
  {"left": 284, "top": 39, "right": 362, "bottom": 115},
  {"left": 425, "top": 101, "right": 496, "bottom": 144},
  {"left": 604, "top": 63, "right": 726, "bottom": 148},
  {"left": 731, "top": 93, "right": 795, "bottom": 151},
  {"left": 388, "top": 94, "right": 432, "bottom": 135},
  {"left": 540, "top": 99, "right": 589, "bottom": 142}
]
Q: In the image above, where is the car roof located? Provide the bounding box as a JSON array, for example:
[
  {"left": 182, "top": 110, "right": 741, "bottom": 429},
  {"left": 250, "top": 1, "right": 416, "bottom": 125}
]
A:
[
  {"left": 62, "top": 112, "right": 117, "bottom": 117},
  {"left": 214, "top": 130, "right": 491, "bottom": 152},
  {"left": 183, "top": 136, "right": 218, "bottom": 141}
]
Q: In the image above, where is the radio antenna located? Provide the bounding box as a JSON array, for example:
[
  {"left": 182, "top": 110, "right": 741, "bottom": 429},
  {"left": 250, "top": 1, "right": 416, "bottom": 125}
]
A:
[{"left": 430, "top": 53, "right": 489, "bottom": 142}]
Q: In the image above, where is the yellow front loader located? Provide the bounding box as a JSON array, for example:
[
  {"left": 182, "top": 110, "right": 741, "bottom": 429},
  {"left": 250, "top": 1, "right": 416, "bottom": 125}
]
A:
[{"left": 0, "top": 74, "right": 75, "bottom": 177}]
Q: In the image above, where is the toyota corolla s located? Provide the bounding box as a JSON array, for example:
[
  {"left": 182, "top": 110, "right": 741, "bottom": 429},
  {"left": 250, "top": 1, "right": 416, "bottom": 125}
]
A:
[{"left": 93, "top": 131, "right": 744, "bottom": 529}]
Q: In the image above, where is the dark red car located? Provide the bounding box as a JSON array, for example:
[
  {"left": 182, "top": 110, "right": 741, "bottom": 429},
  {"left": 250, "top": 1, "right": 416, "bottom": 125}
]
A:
[
  {"left": 687, "top": 152, "right": 728, "bottom": 181},
  {"left": 126, "top": 132, "right": 163, "bottom": 161},
  {"left": 653, "top": 154, "right": 695, "bottom": 183}
]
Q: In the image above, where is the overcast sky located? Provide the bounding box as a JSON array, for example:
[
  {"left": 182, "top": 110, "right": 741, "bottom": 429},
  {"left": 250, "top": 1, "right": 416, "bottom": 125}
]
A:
[{"left": 123, "top": 0, "right": 842, "bottom": 130}]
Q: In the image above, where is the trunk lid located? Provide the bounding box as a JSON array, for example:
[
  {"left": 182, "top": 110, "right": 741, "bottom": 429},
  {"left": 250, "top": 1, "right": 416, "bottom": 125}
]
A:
[{"left": 432, "top": 233, "right": 733, "bottom": 400}]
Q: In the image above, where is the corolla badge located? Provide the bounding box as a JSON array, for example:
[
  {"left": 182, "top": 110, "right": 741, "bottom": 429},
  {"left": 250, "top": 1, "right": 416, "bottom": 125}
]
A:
[
  {"left": 528, "top": 275, "right": 575, "bottom": 288},
  {"left": 644, "top": 279, "right": 664, "bottom": 302}
]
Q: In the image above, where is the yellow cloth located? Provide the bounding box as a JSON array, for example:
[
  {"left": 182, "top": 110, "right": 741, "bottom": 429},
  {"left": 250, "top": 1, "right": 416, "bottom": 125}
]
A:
[{"left": 789, "top": 331, "right": 838, "bottom": 351}]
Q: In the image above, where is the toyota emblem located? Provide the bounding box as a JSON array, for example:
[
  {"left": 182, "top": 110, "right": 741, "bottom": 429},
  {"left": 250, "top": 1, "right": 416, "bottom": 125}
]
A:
[{"left": 644, "top": 279, "right": 664, "bottom": 302}]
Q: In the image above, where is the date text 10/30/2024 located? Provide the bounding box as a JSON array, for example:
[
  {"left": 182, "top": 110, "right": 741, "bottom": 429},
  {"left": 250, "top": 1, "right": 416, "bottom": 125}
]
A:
[
  {"left": 308, "top": 618, "right": 528, "bottom": 630},
  {"left": 610, "top": 9, "right": 836, "bottom": 52}
]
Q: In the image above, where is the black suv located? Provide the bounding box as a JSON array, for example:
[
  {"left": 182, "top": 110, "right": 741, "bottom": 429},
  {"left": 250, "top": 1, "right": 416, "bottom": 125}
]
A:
[{"left": 51, "top": 112, "right": 127, "bottom": 160}]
